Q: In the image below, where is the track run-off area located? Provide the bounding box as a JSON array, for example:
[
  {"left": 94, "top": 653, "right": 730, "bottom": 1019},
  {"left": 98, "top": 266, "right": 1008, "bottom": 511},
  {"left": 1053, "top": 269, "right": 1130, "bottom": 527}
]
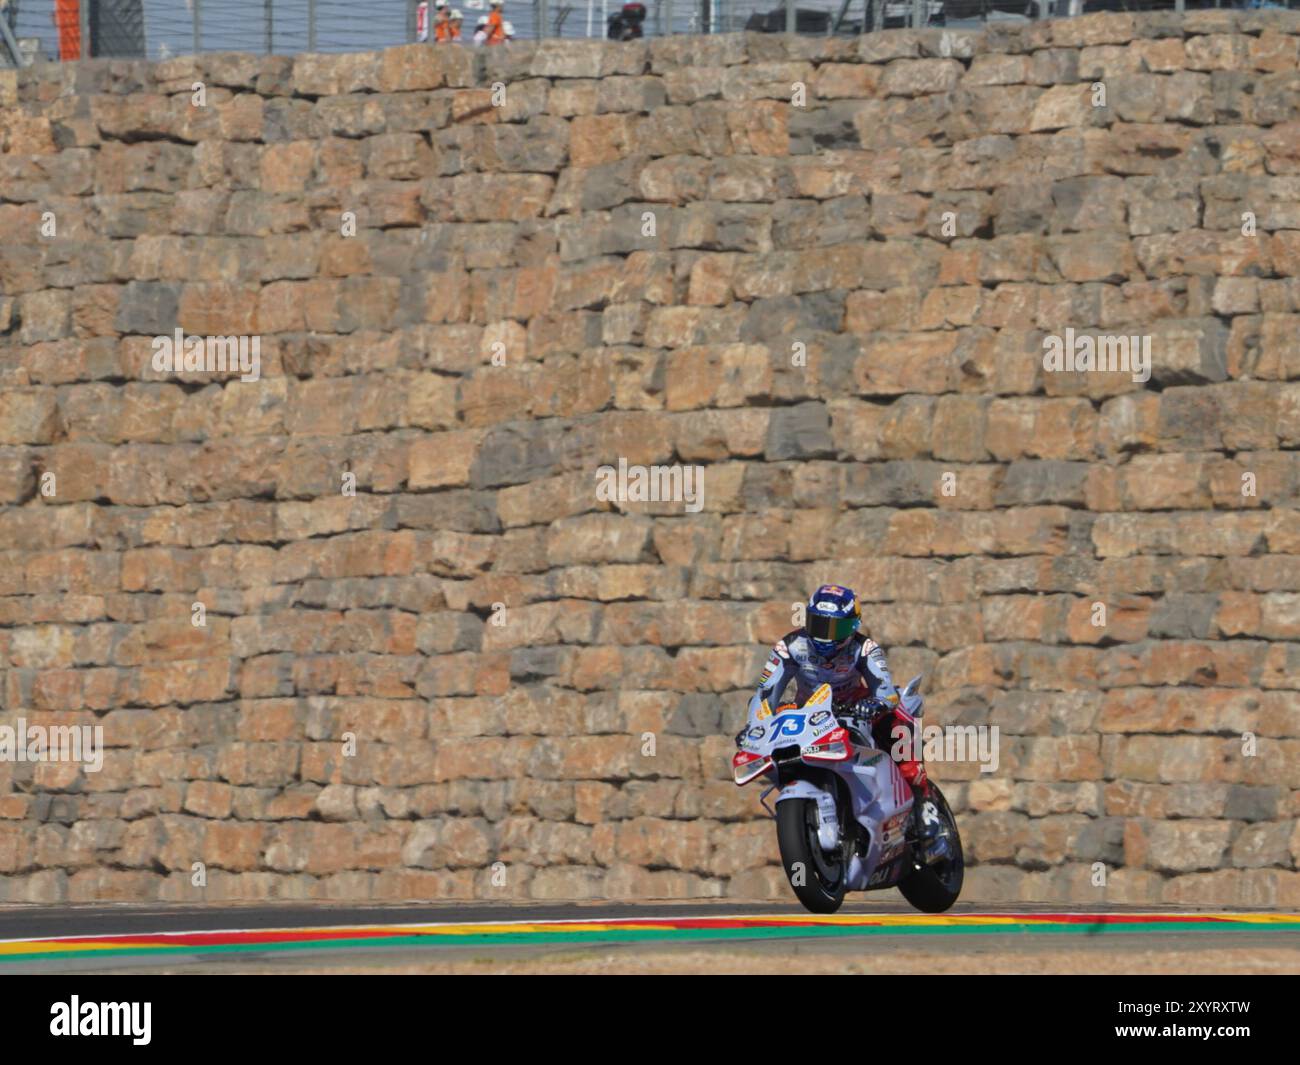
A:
[{"left": 0, "top": 904, "right": 1297, "bottom": 970}]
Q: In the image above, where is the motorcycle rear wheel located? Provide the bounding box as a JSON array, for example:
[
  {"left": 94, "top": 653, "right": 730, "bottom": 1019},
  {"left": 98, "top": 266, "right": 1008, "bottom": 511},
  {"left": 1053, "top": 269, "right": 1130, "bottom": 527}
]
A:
[
  {"left": 898, "top": 783, "right": 964, "bottom": 914},
  {"left": 776, "top": 797, "right": 848, "bottom": 914}
]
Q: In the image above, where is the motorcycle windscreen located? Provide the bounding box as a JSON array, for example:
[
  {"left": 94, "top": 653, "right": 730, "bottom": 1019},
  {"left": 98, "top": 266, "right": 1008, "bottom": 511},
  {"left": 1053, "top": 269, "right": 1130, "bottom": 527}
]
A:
[{"left": 803, "top": 683, "right": 832, "bottom": 711}]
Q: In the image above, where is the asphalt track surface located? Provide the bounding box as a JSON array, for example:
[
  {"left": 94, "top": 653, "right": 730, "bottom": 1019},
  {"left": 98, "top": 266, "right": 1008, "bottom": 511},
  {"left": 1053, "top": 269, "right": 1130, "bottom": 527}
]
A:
[{"left": 0, "top": 901, "right": 1297, "bottom": 973}]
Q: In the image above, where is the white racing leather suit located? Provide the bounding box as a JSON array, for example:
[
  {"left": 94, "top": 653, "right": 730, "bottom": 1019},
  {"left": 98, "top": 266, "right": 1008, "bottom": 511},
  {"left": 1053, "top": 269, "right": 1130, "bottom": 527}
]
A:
[
  {"left": 748, "top": 629, "right": 897, "bottom": 717},
  {"left": 747, "top": 629, "right": 929, "bottom": 795}
]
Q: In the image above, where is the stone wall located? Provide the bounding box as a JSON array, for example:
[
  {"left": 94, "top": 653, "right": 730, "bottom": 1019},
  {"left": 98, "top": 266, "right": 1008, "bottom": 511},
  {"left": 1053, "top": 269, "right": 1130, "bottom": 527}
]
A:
[{"left": 0, "top": 10, "right": 1297, "bottom": 906}]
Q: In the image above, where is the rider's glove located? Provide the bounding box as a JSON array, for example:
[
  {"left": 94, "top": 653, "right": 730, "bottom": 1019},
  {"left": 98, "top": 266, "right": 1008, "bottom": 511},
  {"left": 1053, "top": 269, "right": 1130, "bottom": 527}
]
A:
[{"left": 849, "top": 699, "right": 893, "bottom": 732}]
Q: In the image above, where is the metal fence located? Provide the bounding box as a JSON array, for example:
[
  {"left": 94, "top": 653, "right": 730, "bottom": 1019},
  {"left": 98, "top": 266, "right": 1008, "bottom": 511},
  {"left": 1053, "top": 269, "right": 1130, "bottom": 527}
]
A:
[{"left": 4, "top": 0, "right": 1297, "bottom": 65}]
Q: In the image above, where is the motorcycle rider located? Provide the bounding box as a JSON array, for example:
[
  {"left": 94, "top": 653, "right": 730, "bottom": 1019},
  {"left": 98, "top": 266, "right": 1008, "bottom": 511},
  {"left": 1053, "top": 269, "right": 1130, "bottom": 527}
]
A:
[{"left": 747, "top": 584, "right": 932, "bottom": 803}]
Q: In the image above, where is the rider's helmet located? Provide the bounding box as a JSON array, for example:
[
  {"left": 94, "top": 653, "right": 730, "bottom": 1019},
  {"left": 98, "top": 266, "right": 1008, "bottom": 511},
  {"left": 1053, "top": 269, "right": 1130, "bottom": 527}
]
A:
[{"left": 805, "top": 584, "right": 861, "bottom": 659}]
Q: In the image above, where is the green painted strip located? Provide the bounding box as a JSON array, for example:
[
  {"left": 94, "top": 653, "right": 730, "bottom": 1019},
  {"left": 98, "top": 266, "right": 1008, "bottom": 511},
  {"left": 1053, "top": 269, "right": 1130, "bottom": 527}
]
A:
[{"left": 2, "top": 919, "right": 1298, "bottom": 964}]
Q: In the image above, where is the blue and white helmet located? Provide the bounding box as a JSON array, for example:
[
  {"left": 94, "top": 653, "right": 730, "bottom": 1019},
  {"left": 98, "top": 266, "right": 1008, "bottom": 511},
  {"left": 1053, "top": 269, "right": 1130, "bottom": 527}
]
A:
[{"left": 806, "top": 584, "right": 861, "bottom": 658}]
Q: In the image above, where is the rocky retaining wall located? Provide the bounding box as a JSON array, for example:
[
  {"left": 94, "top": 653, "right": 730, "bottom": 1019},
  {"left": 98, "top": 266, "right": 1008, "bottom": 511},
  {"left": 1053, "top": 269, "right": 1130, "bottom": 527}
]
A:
[{"left": 0, "top": 10, "right": 1298, "bottom": 904}]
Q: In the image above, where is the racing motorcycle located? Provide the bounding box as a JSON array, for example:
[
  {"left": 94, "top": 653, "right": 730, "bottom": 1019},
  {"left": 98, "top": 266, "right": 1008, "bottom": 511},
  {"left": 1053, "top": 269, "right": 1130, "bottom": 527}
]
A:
[{"left": 731, "top": 677, "right": 963, "bottom": 914}]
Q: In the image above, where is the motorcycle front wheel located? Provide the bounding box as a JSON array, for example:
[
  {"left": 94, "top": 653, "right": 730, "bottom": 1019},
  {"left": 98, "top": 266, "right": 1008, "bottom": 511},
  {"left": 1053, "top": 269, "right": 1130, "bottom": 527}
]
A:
[{"left": 776, "top": 797, "right": 848, "bottom": 914}]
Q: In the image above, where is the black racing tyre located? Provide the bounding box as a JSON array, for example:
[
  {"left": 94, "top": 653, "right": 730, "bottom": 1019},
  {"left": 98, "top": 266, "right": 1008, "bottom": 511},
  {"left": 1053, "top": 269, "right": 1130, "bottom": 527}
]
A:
[
  {"left": 899, "top": 783, "right": 964, "bottom": 914},
  {"left": 776, "top": 797, "right": 848, "bottom": 915}
]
